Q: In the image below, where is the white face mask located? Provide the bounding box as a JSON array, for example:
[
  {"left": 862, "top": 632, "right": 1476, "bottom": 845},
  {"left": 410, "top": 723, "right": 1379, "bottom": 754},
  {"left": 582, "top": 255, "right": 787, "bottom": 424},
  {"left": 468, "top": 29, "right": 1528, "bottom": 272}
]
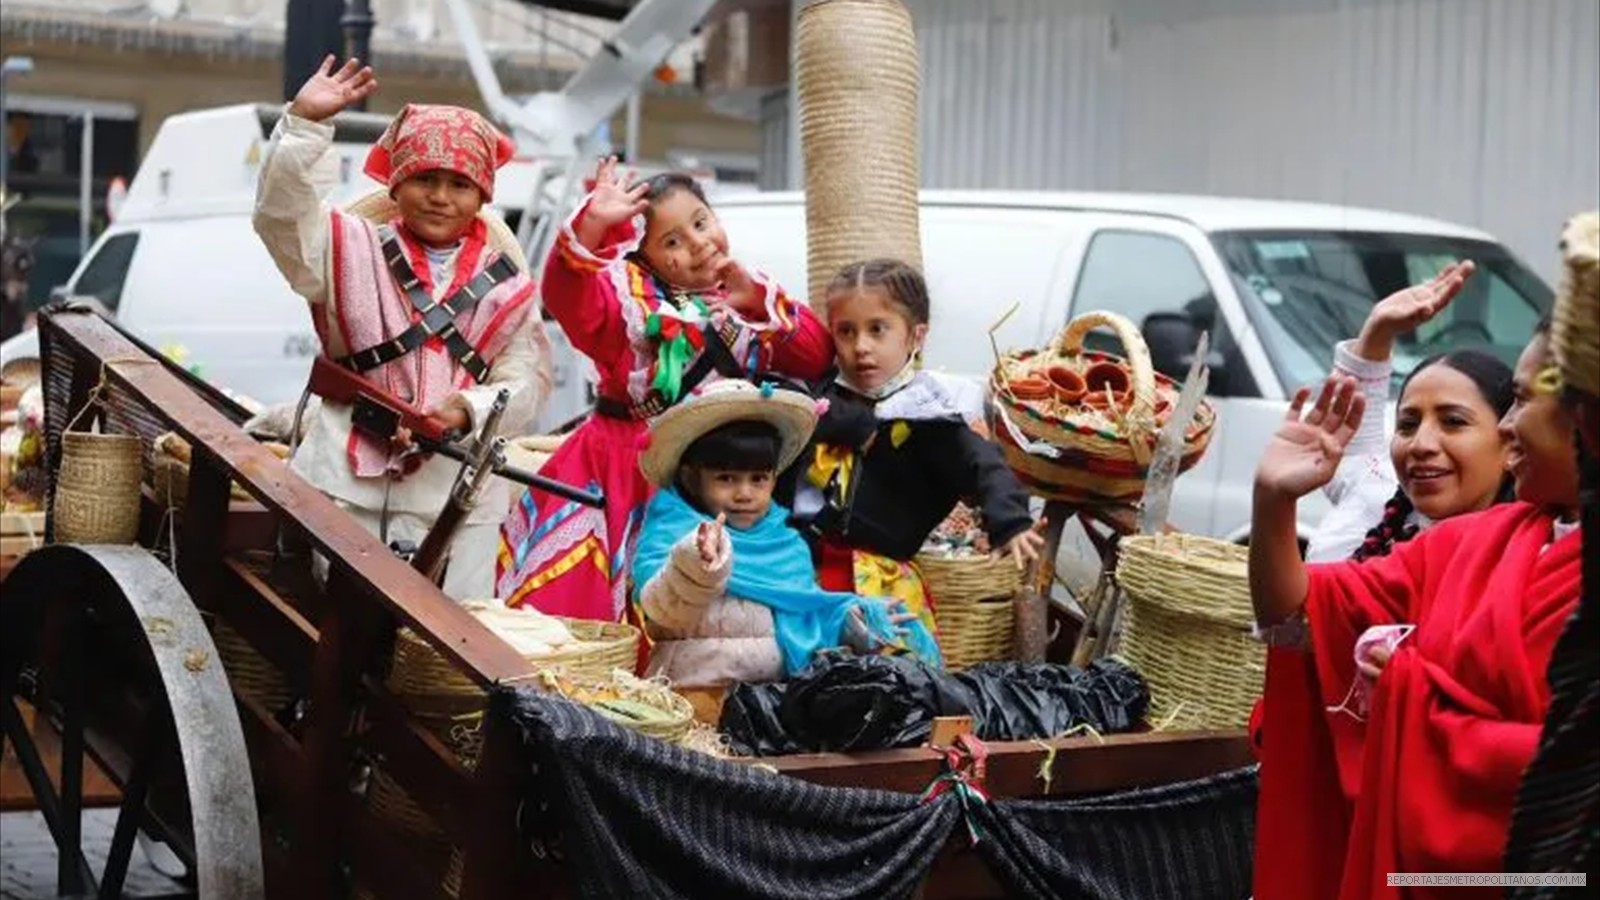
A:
[{"left": 1327, "top": 624, "right": 1416, "bottom": 722}]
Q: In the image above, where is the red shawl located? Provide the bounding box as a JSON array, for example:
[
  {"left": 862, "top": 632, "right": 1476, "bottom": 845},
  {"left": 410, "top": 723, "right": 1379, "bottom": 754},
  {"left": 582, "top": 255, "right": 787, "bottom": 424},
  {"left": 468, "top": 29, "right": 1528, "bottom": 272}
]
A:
[{"left": 1255, "top": 503, "right": 1581, "bottom": 900}]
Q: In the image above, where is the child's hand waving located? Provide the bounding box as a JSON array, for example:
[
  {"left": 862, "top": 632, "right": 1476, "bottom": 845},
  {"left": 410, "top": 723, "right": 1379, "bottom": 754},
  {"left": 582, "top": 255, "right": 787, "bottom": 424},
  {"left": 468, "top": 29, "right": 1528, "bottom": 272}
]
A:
[
  {"left": 289, "top": 55, "right": 377, "bottom": 123},
  {"left": 586, "top": 156, "right": 650, "bottom": 231}
]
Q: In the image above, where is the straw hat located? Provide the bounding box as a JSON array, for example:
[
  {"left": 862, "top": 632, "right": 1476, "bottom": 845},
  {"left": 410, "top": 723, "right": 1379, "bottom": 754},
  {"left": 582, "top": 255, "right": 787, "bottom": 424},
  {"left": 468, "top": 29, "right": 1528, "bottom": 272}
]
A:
[
  {"left": 638, "top": 380, "right": 820, "bottom": 487},
  {"left": 343, "top": 190, "right": 528, "bottom": 274},
  {"left": 1552, "top": 211, "right": 1599, "bottom": 398}
]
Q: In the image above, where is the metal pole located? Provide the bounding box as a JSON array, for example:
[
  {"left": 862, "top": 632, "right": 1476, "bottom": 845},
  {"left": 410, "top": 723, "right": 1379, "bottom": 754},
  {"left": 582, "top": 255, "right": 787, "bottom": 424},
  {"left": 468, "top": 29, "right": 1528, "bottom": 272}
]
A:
[
  {"left": 79, "top": 111, "right": 93, "bottom": 256},
  {"left": 341, "top": 0, "right": 375, "bottom": 110},
  {"left": 624, "top": 91, "right": 641, "bottom": 163}
]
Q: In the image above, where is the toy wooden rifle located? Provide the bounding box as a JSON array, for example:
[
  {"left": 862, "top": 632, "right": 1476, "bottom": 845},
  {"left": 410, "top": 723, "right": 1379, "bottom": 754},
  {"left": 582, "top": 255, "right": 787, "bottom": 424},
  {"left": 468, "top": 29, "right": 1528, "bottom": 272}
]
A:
[
  {"left": 308, "top": 355, "right": 601, "bottom": 505},
  {"left": 411, "top": 389, "right": 510, "bottom": 586},
  {"left": 309, "top": 356, "right": 603, "bottom": 585}
]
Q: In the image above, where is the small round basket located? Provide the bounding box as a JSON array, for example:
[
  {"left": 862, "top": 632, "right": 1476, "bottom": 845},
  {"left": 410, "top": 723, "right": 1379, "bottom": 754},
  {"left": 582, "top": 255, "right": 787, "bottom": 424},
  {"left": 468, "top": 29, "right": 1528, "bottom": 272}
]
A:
[
  {"left": 53, "top": 429, "right": 144, "bottom": 544},
  {"left": 915, "top": 552, "right": 1020, "bottom": 670},
  {"left": 990, "top": 311, "right": 1215, "bottom": 504},
  {"left": 1113, "top": 534, "right": 1261, "bottom": 729}
]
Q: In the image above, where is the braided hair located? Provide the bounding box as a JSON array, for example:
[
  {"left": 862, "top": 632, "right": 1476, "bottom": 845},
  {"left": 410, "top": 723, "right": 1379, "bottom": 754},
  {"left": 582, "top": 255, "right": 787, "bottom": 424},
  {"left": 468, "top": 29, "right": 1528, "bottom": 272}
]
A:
[
  {"left": 1351, "top": 348, "right": 1515, "bottom": 561},
  {"left": 826, "top": 258, "right": 931, "bottom": 326}
]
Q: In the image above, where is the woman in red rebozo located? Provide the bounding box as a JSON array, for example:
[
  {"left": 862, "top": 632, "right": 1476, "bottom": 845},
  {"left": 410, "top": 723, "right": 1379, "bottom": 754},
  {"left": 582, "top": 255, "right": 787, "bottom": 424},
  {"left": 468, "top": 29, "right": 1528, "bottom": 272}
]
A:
[{"left": 1248, "top": 318, "right": 1583, "bottom": 899}]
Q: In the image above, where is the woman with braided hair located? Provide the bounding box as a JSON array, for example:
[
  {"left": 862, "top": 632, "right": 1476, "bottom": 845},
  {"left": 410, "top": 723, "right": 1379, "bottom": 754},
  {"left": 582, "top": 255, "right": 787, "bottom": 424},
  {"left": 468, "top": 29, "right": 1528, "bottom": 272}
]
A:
[{"left": 1304, "top": 260, "right": 1515, "bottom": 564}]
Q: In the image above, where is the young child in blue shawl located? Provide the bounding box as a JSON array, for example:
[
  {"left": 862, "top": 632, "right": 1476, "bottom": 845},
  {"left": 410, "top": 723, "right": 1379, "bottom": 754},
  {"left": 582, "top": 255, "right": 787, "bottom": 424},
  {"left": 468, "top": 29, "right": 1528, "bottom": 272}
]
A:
[{"left": 632, "top": 380, "right": 940, "bottom": 701}]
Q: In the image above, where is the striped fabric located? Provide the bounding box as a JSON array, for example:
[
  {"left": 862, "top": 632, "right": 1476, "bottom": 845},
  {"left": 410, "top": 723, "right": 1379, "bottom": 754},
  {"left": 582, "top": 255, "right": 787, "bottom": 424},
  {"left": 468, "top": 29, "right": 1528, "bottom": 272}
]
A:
[
  {"left": 496, "top": 688, "right": 1257, "bottom": 900},
  {"left": 1503, "top": 509, "right": 1600, "bottom": 894}
]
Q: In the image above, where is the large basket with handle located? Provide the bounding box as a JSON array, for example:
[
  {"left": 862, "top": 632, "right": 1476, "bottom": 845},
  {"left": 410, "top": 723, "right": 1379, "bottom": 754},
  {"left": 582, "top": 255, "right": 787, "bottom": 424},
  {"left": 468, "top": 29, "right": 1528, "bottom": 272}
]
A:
[{"left": 989, "top": 311, "right": 1216, "bottom": 503}]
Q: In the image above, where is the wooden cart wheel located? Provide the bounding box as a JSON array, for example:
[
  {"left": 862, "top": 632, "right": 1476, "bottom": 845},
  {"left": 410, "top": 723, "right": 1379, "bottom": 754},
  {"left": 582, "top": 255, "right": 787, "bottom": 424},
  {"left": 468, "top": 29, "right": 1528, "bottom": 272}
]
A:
[{"left": 0, "top": 544, "right": 264, "bottom": 899}]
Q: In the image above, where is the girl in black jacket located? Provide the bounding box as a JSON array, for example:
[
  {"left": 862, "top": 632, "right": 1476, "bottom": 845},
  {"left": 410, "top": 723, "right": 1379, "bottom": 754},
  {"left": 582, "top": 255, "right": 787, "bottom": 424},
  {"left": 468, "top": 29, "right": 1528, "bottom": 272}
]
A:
[{"left": 779, "top": 259, "right": 1043, "bottom": 656}]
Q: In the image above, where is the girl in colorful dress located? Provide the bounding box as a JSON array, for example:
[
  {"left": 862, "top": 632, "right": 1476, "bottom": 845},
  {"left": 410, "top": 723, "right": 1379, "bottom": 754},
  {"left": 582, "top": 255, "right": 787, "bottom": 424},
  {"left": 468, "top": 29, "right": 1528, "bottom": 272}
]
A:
[
  {"left": 780, "top": 259, "right": 1044, "bottom": 649},
  {"left": 498, "top": 158, "right": 832, "bottom": 619},
  {"left": 1248, "top": 317, "right": 1582, "bottom": 900},
  {"left": 632, "top": 381, "right": 936, "bottom": 714},
  {"left": 1303, "top": 260, "right": 1515, "bottom": 563}
]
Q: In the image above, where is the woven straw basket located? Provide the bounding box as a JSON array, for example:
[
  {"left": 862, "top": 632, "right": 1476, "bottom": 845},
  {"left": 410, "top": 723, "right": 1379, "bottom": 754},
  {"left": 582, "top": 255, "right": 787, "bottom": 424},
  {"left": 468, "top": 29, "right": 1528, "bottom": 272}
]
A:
[
  {"left": 149, "top": 436, "right": 257, "bottom": 509},
  {"left": 1553, "top": 211, "right": 1599, "bottom": 397},
  {"left": 367, "top": 616, "right": 642, "bottom": 897},
  {"left": 211, "top": 621, "right": 292, "bottom": 713},
  {"left": 796, "top": 0, "right": 921, "bottom": 310},
  {"left": 991, "top": 311, "right": 1216, "bottom": 504},
  {"left": 53, "top": 429, "right": 143, "bottom": 544},
  {"left": 916, "top": 553, "right": 1020, "bottom": 670},
  {"left": 1113, "top": 534, "right": 1261, "bottom": 730}
]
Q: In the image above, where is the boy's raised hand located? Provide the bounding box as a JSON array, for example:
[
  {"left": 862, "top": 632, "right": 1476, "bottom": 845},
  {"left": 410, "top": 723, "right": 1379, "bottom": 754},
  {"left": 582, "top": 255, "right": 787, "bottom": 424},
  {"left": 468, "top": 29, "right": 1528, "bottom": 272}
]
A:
[
  {"left": 289, "top": 55, "right": 377, "bottom": 123},
  {"left": 695, "top": 513, "right": 727, "bottom": 567},
  {"left": 586, "top": 156, "right": 650, "bottom": 229}
]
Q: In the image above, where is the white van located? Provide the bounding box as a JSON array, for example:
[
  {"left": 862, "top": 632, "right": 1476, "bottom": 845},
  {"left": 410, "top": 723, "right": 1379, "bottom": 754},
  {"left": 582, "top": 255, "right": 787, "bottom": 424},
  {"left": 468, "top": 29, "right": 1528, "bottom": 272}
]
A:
[
  {"left": 0, "top": 103, "right": 595, "bottom": 432},
  {"left": 715, "top": 191, "right": 1553, "bottom": 542}
]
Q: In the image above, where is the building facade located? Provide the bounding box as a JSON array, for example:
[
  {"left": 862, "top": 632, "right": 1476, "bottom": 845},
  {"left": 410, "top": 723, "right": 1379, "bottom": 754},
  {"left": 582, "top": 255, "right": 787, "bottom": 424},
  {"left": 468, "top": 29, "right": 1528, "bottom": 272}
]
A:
[{"left": 715, "top": 0, "right": 1600, "bottom": 280}]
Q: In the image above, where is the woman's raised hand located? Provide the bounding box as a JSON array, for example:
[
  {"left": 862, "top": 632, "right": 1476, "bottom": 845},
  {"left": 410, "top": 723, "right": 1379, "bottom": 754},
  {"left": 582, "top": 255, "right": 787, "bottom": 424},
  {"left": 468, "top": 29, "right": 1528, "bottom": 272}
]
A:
[
  {"left": 1254, "top": 376, "right": 1367, "bottom": 501},
  {"left": 288, "top": 55, "right": 377, "bottom": 123},
  {"left": 1355, "top": 260, "right": 1477, "bottom": 361}
]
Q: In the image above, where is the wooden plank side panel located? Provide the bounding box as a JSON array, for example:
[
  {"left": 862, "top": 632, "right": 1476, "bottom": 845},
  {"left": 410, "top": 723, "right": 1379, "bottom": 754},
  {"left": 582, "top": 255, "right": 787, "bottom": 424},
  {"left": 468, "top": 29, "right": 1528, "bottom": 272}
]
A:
[
  {"left": 767, "top": 730, "right": 1253, "bottom": 798},
  {"left": 43, "top": 313, "right": 535, "bottom": 688}
]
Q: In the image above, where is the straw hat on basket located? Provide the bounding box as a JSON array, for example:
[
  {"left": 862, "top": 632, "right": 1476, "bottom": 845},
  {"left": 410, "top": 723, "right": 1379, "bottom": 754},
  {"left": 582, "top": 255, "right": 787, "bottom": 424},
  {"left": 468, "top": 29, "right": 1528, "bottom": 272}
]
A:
[
  {"left": 638, "top": 380, "right": 819, "bottom": 487},
  {"left": 1552, "top": 211, "right": 1599, "bottom": 398}
]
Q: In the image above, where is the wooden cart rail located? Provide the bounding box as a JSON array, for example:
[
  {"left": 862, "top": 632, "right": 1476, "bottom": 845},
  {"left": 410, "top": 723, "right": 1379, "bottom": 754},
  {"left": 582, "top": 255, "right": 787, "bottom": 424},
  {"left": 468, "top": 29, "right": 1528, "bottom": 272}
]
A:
[{"left": 28, "top": 310, "right": 1253, "bottom": 900}]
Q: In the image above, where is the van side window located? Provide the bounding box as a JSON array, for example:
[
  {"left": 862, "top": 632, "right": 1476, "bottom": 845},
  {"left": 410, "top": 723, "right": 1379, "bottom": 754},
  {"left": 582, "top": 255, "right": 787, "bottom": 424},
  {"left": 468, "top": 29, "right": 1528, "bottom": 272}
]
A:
[
  {"left": 1070, "top": 229, "right": 1258, "bottom": 398},
  {"left": 71, "top": 232, "right": 140, "bottom": 314}
]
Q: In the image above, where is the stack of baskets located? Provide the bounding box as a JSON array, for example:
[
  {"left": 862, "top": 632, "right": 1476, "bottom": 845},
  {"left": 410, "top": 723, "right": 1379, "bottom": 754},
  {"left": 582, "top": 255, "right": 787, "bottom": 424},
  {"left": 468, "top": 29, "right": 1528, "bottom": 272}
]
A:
[
  {"left": 1113, "top": 534, "right": 1261, "bottom": 730},
  {"left": 990, "top": 311, "right": 1216, "bottom": 504},
  {"left": 366, "top": 609, "right": 650, "bottom": 899}
]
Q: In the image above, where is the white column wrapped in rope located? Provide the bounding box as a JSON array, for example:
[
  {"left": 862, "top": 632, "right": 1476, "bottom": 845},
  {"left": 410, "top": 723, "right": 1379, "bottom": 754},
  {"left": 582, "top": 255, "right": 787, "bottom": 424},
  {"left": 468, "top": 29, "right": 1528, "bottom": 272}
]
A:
[{"left": 795, "top": 0, "right": 923, "bottom": 311}]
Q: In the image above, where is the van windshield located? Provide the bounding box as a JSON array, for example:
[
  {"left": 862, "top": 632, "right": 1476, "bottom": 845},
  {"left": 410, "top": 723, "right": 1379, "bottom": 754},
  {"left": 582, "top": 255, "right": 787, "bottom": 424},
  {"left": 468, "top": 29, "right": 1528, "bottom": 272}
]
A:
[{"left": 1215, "top": 230, "right": 1552, "bottom": 392}]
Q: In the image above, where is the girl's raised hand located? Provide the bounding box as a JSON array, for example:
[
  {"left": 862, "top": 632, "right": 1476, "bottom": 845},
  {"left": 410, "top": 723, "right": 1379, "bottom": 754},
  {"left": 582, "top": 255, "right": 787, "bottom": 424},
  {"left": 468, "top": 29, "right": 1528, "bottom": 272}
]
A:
[
  {"left": 1355, "top": 260, "right": 1476, "bottom": 361},
  {"left": 695, "top": 513, "right": 727, "bottom": 567},
  {"left": 1254, "top": 376, "right": 1366, "bottom": 501},
  {"left": 711, "top": 258, "right": 765, "bottom": 316},
  {"left": 288, "top": 55, "right": 377, "bottom": 123},
  {"left": 585, "top": 156, "right": 650, "bottom": 230}
]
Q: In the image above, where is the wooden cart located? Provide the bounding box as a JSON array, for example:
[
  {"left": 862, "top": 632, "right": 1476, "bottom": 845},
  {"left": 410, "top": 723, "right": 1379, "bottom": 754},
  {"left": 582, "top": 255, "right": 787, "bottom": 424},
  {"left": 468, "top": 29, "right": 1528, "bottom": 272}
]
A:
[{"left": 0, "top": 310, "right": 1252, "bottom": 899}]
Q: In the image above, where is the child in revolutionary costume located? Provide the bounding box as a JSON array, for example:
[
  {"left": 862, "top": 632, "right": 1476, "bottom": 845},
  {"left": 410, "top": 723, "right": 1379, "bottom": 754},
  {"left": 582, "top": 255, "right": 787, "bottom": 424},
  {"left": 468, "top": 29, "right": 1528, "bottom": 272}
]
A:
[{"left": 254, "top": 57, "right": 549, "bottom": 598}]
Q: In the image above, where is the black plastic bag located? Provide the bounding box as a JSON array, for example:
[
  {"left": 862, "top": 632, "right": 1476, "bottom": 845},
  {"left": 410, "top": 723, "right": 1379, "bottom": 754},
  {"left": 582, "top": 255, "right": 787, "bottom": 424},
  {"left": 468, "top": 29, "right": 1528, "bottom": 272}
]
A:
[{"left": 720, "top": 653, "right": 1148, "bottom": 756}]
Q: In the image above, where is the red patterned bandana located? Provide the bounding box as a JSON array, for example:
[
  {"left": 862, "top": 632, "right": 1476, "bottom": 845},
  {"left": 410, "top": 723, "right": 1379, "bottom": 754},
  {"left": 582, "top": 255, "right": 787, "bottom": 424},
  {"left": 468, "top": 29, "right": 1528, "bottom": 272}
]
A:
[{"left": 363, "top": 104, "right": 514, "bottom": 200}]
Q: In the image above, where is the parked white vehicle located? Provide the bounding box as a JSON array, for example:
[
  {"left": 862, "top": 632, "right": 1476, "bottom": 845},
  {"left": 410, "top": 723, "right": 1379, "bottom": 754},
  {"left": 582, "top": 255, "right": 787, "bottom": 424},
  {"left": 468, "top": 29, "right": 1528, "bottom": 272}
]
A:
[{"left": 714, "top": 190, "right": 1553, "bottom": 543}]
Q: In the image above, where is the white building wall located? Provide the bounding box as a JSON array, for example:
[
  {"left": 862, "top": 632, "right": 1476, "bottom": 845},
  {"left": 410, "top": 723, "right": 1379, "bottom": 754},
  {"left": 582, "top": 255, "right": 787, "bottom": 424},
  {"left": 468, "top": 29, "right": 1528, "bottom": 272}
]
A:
[{"left": 783, "top": 0, "right": 1600, "bottom": 279}]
